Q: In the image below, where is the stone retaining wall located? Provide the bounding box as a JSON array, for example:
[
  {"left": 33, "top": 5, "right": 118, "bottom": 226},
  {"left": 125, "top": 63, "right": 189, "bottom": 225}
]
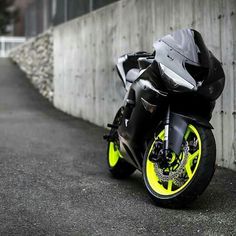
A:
[{"left": 10, "top": 30, "right": 53, "bottom": 102}]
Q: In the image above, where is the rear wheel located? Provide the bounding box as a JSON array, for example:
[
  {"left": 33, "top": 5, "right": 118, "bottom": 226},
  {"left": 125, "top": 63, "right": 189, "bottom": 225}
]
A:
[
  {"left": 107, "top": 108, "right": 136, "bottom": 179},
  {"left": 143, "top": 124, "right": 216, "bottom": 208},
  {"left": 107, "top": 140, "right": 136, "bottom": 179}
]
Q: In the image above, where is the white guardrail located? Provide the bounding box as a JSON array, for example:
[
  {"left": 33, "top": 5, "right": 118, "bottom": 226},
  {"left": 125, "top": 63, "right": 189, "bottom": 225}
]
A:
[{"left": 0, "top": 36, "right": 26, "bottom": 57}]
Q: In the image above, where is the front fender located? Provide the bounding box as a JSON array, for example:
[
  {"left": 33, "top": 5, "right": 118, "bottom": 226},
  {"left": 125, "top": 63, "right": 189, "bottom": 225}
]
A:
[{"left": 168, "top": 112, "right": 213, "bottom": 155}]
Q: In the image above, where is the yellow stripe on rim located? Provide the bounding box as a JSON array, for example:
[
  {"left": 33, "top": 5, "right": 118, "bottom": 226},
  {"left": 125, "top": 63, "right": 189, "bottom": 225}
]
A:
[
  {"left": 145, "top": 124, "right": 202, "bottom": 196},
  {"left": 108, "top": 142, "right": 121, "bottom": 167}
]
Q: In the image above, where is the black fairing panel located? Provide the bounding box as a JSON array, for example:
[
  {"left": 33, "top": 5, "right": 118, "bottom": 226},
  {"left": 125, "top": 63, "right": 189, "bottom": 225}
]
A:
[
  {"left": 169, "top": 93, "right": 215, "bottom": 121},
  {"left": 169, "top": 113, "right": 188, "bottom": 155},
  {"left": 168, "top": 112, "right": 213, "bottom": 155},
  {"left": 123, "top": 56, "right": 139, "bottom": 75},
  {"left": 118, "top": 66, "right": 168, "bottom": 167},
  {"left": 197, "top": 52, "right": 225, "bottom": 101}
]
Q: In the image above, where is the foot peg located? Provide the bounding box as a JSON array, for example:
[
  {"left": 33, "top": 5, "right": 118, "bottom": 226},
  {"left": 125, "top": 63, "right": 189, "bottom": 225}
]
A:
[
  {"left": 107, "top": 123, "right": 118, "bottom": 129},
  {"left": 103, "top": 134, "right": 110, "bottom": 140},
  {"left": 104, "top": 123, "right": 118, "bottom": 141}
]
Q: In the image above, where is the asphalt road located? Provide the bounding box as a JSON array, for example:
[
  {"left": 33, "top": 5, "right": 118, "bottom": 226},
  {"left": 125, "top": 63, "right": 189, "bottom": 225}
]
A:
[{"left": 0, "top": 58, "right": 235, "bottom": 236}]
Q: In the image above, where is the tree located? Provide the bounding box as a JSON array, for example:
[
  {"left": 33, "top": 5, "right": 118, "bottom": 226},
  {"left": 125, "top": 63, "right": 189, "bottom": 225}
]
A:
[{"left": 0, "top": 0, "right": 17, "bottom": 35}]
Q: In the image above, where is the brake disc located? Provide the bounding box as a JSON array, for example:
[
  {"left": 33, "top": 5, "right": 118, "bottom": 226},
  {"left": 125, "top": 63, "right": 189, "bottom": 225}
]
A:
[{"left": 154, "top": 142, "right": 189, "bottom": 186}]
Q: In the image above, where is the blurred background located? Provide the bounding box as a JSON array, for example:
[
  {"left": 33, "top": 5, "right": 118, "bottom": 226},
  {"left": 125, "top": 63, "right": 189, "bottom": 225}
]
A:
[
  {"left": 1, "top": 0, "right": 120, "bottom": 37},
  {"left": 0, "top": 0, "right": 119, "bottom": 57}
]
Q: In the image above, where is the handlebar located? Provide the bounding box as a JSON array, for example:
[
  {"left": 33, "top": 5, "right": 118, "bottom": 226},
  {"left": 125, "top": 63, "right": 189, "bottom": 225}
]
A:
[{"left": 126, "top": 51, "right": 155, "bottom": 59}]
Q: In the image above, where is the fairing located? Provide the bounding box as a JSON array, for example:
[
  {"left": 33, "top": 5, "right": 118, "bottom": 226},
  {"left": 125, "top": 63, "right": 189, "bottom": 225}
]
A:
[
  {"left": 154, "top": 29, "right": 204, "bottom": 91},
  {"left": 153, "top": 29, "right": 224, "bottom": 100}
]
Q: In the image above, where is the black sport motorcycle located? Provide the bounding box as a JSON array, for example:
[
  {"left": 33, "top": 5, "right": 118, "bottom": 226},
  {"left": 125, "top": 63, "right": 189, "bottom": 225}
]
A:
[{"left": 104, "top": 29, "right": 225, "bottom": 208}]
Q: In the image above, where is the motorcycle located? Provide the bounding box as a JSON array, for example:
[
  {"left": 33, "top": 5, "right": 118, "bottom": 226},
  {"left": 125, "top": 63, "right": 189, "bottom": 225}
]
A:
[{"left": 104, "top": 29, "right": 225, "bottom": 208}]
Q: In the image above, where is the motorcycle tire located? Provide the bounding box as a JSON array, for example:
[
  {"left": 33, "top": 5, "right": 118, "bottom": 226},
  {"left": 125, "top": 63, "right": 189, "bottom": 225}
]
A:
[
  {"left": 107, "top": 108, "right": 136, "bottom": 179},
  {"left": 107, "top": 140, "right": 136, "bottom": 179},
  {"left": 143, "top": 124, "right": 216, "bottom": 208}
]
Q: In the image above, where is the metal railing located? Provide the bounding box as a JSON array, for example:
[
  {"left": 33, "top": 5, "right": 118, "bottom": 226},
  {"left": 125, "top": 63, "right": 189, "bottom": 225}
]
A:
[{"left": 0, "top": 37, "right": 26, "bottom": 57}]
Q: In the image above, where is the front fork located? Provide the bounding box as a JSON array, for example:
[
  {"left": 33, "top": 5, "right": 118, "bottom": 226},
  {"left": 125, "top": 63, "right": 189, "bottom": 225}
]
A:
[
  {"left": 149, "top": 106, "right": 172, "bottom": 166},
  {"left": 163, "top": 105, "right": 171, "bottom": 162},
  {"left": 163, "top": 107, "right": 189, "bottom": 157},
  {"left": 163, "top": 105, "right": 170, "bottom": 157}
]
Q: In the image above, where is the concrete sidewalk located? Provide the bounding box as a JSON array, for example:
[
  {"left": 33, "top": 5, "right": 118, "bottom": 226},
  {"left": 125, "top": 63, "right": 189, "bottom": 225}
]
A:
[{"left": 0, "top": 58, "right": 235, "bottom": 235}]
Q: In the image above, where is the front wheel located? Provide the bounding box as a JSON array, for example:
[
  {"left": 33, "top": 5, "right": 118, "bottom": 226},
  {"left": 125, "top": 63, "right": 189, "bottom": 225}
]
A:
[{"left": 143, "top": 124, "right": 216, "bottom": 208}]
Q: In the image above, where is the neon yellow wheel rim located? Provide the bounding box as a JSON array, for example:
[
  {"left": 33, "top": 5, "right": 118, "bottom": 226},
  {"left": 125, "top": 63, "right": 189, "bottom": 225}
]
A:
[
  {"left": 108, "top": 142, "right": 121, "bottom": 167},
  {"left": 146, "top": 124, "right": 202, "bottom": 196}
]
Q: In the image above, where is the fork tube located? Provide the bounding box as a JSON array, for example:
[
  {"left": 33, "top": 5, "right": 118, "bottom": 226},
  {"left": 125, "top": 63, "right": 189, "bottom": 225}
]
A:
[{"left": 164, "top": 105, "right": 170, "bottom": 153}]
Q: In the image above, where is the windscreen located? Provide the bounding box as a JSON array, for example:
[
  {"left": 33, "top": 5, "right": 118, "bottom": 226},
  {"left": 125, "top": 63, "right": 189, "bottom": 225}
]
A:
[
  {"left": 153, "top": 29, "right": 212, "bottom": 92},
  {"left": 159, "top": 29, "right": 209, "bottom": 66},
  {"left": 161, "top": 29, "right": 199, "bottom": 64}
]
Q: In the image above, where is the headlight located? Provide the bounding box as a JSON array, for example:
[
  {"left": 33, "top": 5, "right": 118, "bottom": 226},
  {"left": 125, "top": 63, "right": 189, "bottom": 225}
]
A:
[{"left": 159, "top": 63, "right": 195, "bottom": 90}]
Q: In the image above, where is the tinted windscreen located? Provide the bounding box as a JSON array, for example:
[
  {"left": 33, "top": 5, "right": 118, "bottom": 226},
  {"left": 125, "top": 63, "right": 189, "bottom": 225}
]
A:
[{"left": 160, "top": 29, "right": 209, "bottom": 66}]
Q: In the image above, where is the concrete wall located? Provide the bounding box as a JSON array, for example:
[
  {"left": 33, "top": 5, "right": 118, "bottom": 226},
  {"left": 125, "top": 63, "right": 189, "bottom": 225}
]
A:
[{"left": 53, "top": 0, "right": 236, "bottom": 170}]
